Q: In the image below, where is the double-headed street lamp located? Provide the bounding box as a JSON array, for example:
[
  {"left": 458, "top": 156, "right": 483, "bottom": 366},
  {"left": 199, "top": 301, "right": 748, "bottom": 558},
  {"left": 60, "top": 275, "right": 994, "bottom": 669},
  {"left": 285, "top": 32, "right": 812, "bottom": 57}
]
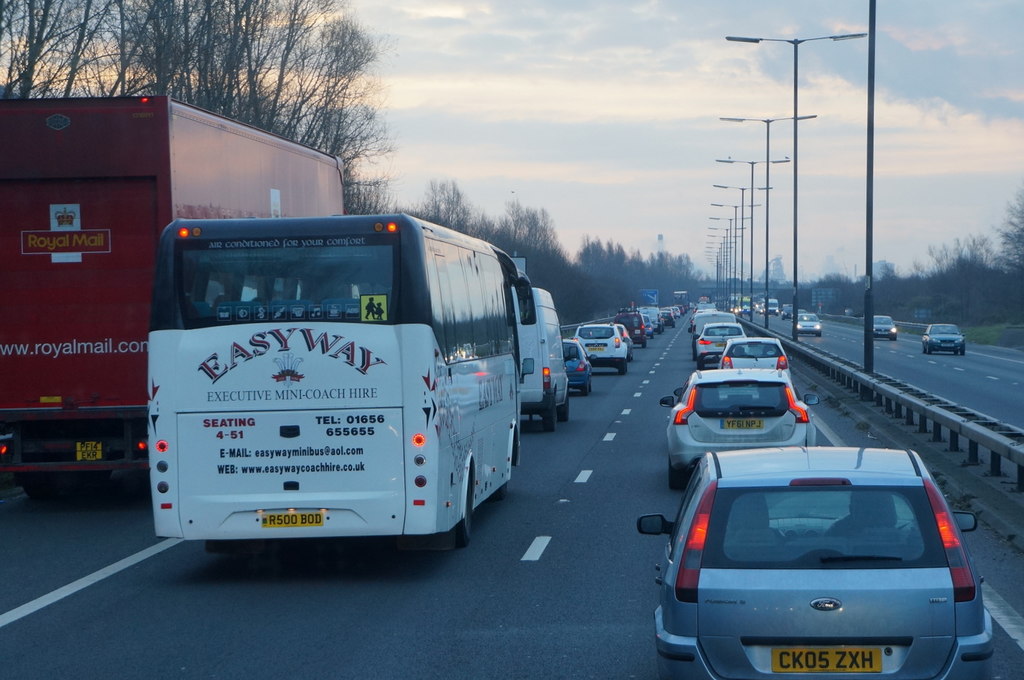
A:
[
  {"left": 718, "top": 146, "right": 790, "bottom": 329},
  {"left": 726, "top": 32, "right": 866, "bottom": 340}
]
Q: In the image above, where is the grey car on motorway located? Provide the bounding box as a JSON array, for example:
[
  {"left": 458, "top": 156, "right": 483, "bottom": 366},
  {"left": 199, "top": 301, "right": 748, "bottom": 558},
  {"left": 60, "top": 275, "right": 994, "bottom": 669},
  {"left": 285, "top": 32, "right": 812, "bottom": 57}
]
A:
[
  {"left": 922, "top": 323, "right": 966, "bottom": 355},
  {"left": 637, "top": 446, "right": 993, "bottom": 680},
  {"left": 873, "top": 314, "right": 898, "bottom": 340}
]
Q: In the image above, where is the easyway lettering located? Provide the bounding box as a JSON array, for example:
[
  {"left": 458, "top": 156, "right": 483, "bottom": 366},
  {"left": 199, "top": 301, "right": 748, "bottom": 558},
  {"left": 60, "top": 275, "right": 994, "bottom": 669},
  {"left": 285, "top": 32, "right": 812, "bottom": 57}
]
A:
[{"left": 198, "top": 327, "right": 386, "bottom": 383}]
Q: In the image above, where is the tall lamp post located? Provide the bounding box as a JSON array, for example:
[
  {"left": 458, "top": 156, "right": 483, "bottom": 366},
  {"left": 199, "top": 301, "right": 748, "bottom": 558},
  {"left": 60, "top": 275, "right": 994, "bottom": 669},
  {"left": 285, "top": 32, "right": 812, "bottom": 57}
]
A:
[
  {"left": 726, "top": 32, "right": 866, "bottom": 340},
  {"left": 718, "top": 139, "right": 790, "bottom": 329}
]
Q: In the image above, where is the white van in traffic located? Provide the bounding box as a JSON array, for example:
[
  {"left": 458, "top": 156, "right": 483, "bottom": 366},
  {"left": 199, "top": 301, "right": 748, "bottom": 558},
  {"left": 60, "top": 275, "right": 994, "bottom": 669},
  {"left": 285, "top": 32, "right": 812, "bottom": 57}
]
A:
[{"left": 518, "top": 287, "right": 570, "bottom": 431}]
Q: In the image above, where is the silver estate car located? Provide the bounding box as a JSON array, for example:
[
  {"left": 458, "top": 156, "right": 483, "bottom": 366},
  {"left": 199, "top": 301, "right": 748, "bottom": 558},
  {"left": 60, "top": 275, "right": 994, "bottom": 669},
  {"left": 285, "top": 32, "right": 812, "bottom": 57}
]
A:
[
  {"left": 658, "top": 369, "right": 818, "bottom": 489},
  {"left": 637, "top": 447, "right": 993, "bottom": 680}
]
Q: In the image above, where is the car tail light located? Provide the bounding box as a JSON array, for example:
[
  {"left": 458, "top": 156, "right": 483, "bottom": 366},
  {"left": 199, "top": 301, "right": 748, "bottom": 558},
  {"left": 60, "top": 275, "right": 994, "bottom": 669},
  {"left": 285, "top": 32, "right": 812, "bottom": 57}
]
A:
[
  {"left": 924, "top": 479, "right": 977, "bottom": 602},
  {"left": 614, "top": 337, "right": 621, "bottom": 348},
  {"left": 575, "top": 362, "right": 587, "bottom": 372},
  {"left": 542, "top": 366, "right": 551, "bottom": 391},
  {"left": 674, "top": 481, "right": 717, "bottom": 602},
  {"left": 698, "top": 338, "right": 712, "bottom": 345},
  {"left": 721, "top": 356, "right": 734, "bottom": 368},
  {"left": 785, "top": 386, "right": 810, "bottom": 423},
  {"left": 673, "top": 388, "right": 698, "bottom": 425},
  {"left": 776, "top": 354, "right": 789, "bottom": 370}
]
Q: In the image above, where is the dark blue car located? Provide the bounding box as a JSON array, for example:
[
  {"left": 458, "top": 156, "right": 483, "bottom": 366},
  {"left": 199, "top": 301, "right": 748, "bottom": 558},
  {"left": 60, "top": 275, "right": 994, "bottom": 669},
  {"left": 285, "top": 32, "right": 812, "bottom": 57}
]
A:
[{"left": 562, "top": 339, "right": 592, "bottom": 395}]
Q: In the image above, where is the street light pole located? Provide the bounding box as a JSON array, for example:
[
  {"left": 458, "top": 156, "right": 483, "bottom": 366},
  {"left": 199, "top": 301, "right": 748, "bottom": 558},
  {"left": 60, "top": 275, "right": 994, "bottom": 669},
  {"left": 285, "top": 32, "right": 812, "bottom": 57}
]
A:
[
  {"left": 726, "top": 32, "right": 865, "bottom": 338},
  {"left": 865, "top": 1, "right": 877, "bottom": 373},
  {"left": 719, "top": 116, "right": 794, "bottom": 329},
  {"left": 717, "top": 158, "right": 787, "bottom": 323}
]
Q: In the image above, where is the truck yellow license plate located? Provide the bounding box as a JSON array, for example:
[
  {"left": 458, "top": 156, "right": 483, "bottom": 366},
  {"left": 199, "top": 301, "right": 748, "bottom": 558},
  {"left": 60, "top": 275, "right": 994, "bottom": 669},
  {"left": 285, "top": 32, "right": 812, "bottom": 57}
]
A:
[
  {"left": 75, "top": 441, "right": 102, "bottom": 461},
  {"left": 261, "top": 511, "right": 324, "bottom": 528},
  {"left": 772, "top": 647, "right": 881, "bottom": 673},
  {"left": 723, "top": 418, "right": 763, "bottom": 429}
]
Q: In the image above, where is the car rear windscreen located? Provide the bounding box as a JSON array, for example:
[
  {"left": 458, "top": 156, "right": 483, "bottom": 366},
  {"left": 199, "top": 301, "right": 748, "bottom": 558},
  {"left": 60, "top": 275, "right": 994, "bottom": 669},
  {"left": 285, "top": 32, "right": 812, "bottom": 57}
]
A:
[
  {"left": 702, "top": 487, "right": 947, "bottom": 569},
  {"left": 693, "top": 382, "right": 788, "bottom": 417}
]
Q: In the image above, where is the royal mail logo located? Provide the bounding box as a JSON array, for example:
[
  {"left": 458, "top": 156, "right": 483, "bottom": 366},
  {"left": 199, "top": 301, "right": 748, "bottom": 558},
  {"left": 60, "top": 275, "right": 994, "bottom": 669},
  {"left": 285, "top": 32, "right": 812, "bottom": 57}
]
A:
[{"left": 21, "top": 229, "right": 112, "bottom": 255}]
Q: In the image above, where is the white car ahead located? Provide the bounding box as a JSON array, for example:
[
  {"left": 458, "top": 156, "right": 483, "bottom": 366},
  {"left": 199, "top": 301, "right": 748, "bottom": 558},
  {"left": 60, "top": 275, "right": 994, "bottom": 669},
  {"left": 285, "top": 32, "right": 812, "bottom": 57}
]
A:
[{"left": 659, "top": 368, "right": 819, "bottom": 489}]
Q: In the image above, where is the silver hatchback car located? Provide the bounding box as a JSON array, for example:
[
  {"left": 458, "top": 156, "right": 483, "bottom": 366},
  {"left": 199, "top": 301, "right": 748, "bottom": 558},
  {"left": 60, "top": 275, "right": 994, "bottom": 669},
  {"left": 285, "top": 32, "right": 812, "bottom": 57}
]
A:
[
  {"left": 659, "top": 369, "right": 818, "bottom": 489},
  {"left": 637, "top": 447, "right": 993, "bottom": 680}
]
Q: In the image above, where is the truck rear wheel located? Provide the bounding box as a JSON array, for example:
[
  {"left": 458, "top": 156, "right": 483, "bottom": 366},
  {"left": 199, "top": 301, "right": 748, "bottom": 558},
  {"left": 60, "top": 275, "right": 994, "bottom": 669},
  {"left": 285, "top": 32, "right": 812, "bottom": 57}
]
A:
[{"left": 15, "top": 472, "right": 60, "bottom": 500}]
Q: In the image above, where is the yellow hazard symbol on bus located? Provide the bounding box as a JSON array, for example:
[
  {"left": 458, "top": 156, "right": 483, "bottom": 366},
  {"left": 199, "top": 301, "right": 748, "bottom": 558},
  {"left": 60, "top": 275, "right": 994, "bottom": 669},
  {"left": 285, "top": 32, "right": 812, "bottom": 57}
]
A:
[{"left": 360, "top": 294, "right": 388, "bottom": 322}]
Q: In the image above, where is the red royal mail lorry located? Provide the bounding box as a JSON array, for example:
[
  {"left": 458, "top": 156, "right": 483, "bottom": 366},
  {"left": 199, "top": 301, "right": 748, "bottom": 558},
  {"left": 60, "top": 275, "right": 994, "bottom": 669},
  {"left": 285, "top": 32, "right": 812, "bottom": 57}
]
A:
[{"left": 0, "top": 96, "right": 345, "bottom": 498}]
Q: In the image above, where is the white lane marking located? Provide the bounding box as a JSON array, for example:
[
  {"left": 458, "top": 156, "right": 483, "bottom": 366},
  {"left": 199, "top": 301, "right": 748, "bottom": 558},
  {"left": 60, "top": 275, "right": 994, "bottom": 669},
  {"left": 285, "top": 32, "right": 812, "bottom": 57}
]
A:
[
  {"left": 0, "top": 538, "right": 182, "bottom": 630},
  {"left": 814, "top": 417, "right": 847, "bottom": 448},
  {"left": 621, "top": 409, "right": 632, "bottom": 415},
  {"left": 986, "top": 376, "right": 999, "bottom": 381},
  {"left": 984, "top": 584, "right": 1024, "bottom": 654},
  {"left": 633, "top": 392, "right": 642, "bottom": 397},
  {"left": 642, "top": 380, "right": 650, "bottom": 385},
  {"left": 603, "top": 433, "right": 616, "bottom": 441},
  {"left": 953, "top": 367, "right": 965, "bottom": 372},
  {"left": 575, "top": 470, "right": 592, "bottom": 483},
  {"left": 522, "top": 536, "right": 551, "bottom": 561}
]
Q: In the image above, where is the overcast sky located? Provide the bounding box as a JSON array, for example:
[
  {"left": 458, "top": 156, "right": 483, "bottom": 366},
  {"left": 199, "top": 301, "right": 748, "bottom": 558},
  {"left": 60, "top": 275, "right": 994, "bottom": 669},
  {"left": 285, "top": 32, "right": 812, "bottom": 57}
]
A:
[{"left": 347, "top": 1, "right": 1024, "bottom": 280}]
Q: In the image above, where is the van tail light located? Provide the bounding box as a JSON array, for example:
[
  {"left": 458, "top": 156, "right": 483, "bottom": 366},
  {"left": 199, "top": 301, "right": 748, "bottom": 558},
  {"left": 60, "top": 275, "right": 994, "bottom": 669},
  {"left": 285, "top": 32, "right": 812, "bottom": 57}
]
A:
[
  {"left": 776, "top": 355, "right": 789, "bottom": 370},
  {"left": 675, "top": 481, "right": 717, "bottom": 602},
  {"left": 673, "top": 388, "right": 698, "bottom": 425},
  {"left": 542, "top": 366, "right": 551, "bottom": 391},
  {"left": 924, "top": 479, "right": 977, "bottom": 602},
  {"left": 785, "top": 386, "right": 809, "bottom": 423},
  {"left": 721, "top": 356, "right": 734, "bottom": 369}
]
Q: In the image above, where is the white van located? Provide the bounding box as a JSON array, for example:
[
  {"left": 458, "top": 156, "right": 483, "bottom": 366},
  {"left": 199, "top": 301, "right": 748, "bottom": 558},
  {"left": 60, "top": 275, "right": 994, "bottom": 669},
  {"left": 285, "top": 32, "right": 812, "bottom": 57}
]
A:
[{"left": 518, "top": 287, "right": 570, "bottom": 431}]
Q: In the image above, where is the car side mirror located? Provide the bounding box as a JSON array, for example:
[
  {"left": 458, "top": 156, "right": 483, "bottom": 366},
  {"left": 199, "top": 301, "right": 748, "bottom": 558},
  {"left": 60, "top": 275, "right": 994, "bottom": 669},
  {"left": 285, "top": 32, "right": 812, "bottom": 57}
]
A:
[
  {"left": 954, "top": 511, "right": 977, "bottom": 532},
  {"left": 803, "top": 393, "right": 820, "bottom": 406},
  {"left": 637, "top": 514, "right": 674, "bottom": 535},
  {"left": 659, "top": 396, "right": 676, "bottom": 408},
  {"left": 521, "top": 358, "right": 534, "bottom": 382}
]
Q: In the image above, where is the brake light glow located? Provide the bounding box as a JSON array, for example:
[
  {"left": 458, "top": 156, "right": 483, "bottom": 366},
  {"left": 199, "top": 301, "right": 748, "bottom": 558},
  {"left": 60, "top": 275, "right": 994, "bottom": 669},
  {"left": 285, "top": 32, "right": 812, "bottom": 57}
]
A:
[
  {"left": 776, "top": 354, "right": 789, "bottom": 370},
  {"left": 675, "top": 481, "right": 717, "bottom": 602},
  {"left": 614, "top": 337, "right": 621, "bottom": 347},
  {"left": 698, "top": 338, "right": 713, "bottom": 345},
  {"left": 721, "top": 356, "right": 734, "bottom": 368},
  {"left": 673, "top": 388, "right": 698, "bottom": 425},
  {"left": 924, "top": 479, "right": 977, "bottom": 602},
  {"left": 785, "top": 386, "right": 810, "bottom": 423}
]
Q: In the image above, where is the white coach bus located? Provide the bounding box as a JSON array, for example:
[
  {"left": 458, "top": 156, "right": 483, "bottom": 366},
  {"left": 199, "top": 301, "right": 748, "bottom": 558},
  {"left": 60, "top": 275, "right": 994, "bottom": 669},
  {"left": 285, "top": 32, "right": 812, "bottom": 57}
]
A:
[{"left": 147, "top": 214, "right": 530, "bottom": 550}]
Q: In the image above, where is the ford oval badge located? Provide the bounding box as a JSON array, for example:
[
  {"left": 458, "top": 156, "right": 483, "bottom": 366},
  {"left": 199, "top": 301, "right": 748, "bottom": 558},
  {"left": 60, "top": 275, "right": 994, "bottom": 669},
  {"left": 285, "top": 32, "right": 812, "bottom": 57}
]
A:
[{"left": 810, "top": 597, "right": 842, "bottom": 611}]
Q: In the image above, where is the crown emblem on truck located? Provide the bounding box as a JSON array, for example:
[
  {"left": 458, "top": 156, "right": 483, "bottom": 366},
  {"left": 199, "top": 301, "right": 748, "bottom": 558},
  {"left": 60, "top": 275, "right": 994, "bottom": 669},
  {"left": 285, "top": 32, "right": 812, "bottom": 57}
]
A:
[{"left": 55, "top": 208, "right": 76, "bottom": 226}]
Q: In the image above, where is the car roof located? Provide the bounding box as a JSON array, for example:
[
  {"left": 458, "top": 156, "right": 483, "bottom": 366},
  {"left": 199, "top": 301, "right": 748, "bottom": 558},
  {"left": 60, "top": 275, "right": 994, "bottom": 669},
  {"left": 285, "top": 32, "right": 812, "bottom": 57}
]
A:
[
  {"left": 723, "top": 337, "right": 782, "bottom": 346},
  {"left": 710, "top": 446, "right": 928, "bottom": 486},
  {"left": 689, "top": 367, "right": 792, "bottom": 385},
  {"left": 577, "top": 323, "right": 613, "bottom": 329},
  {"left": 699, "top": 322, "right": 743, "bottom": 332}
]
